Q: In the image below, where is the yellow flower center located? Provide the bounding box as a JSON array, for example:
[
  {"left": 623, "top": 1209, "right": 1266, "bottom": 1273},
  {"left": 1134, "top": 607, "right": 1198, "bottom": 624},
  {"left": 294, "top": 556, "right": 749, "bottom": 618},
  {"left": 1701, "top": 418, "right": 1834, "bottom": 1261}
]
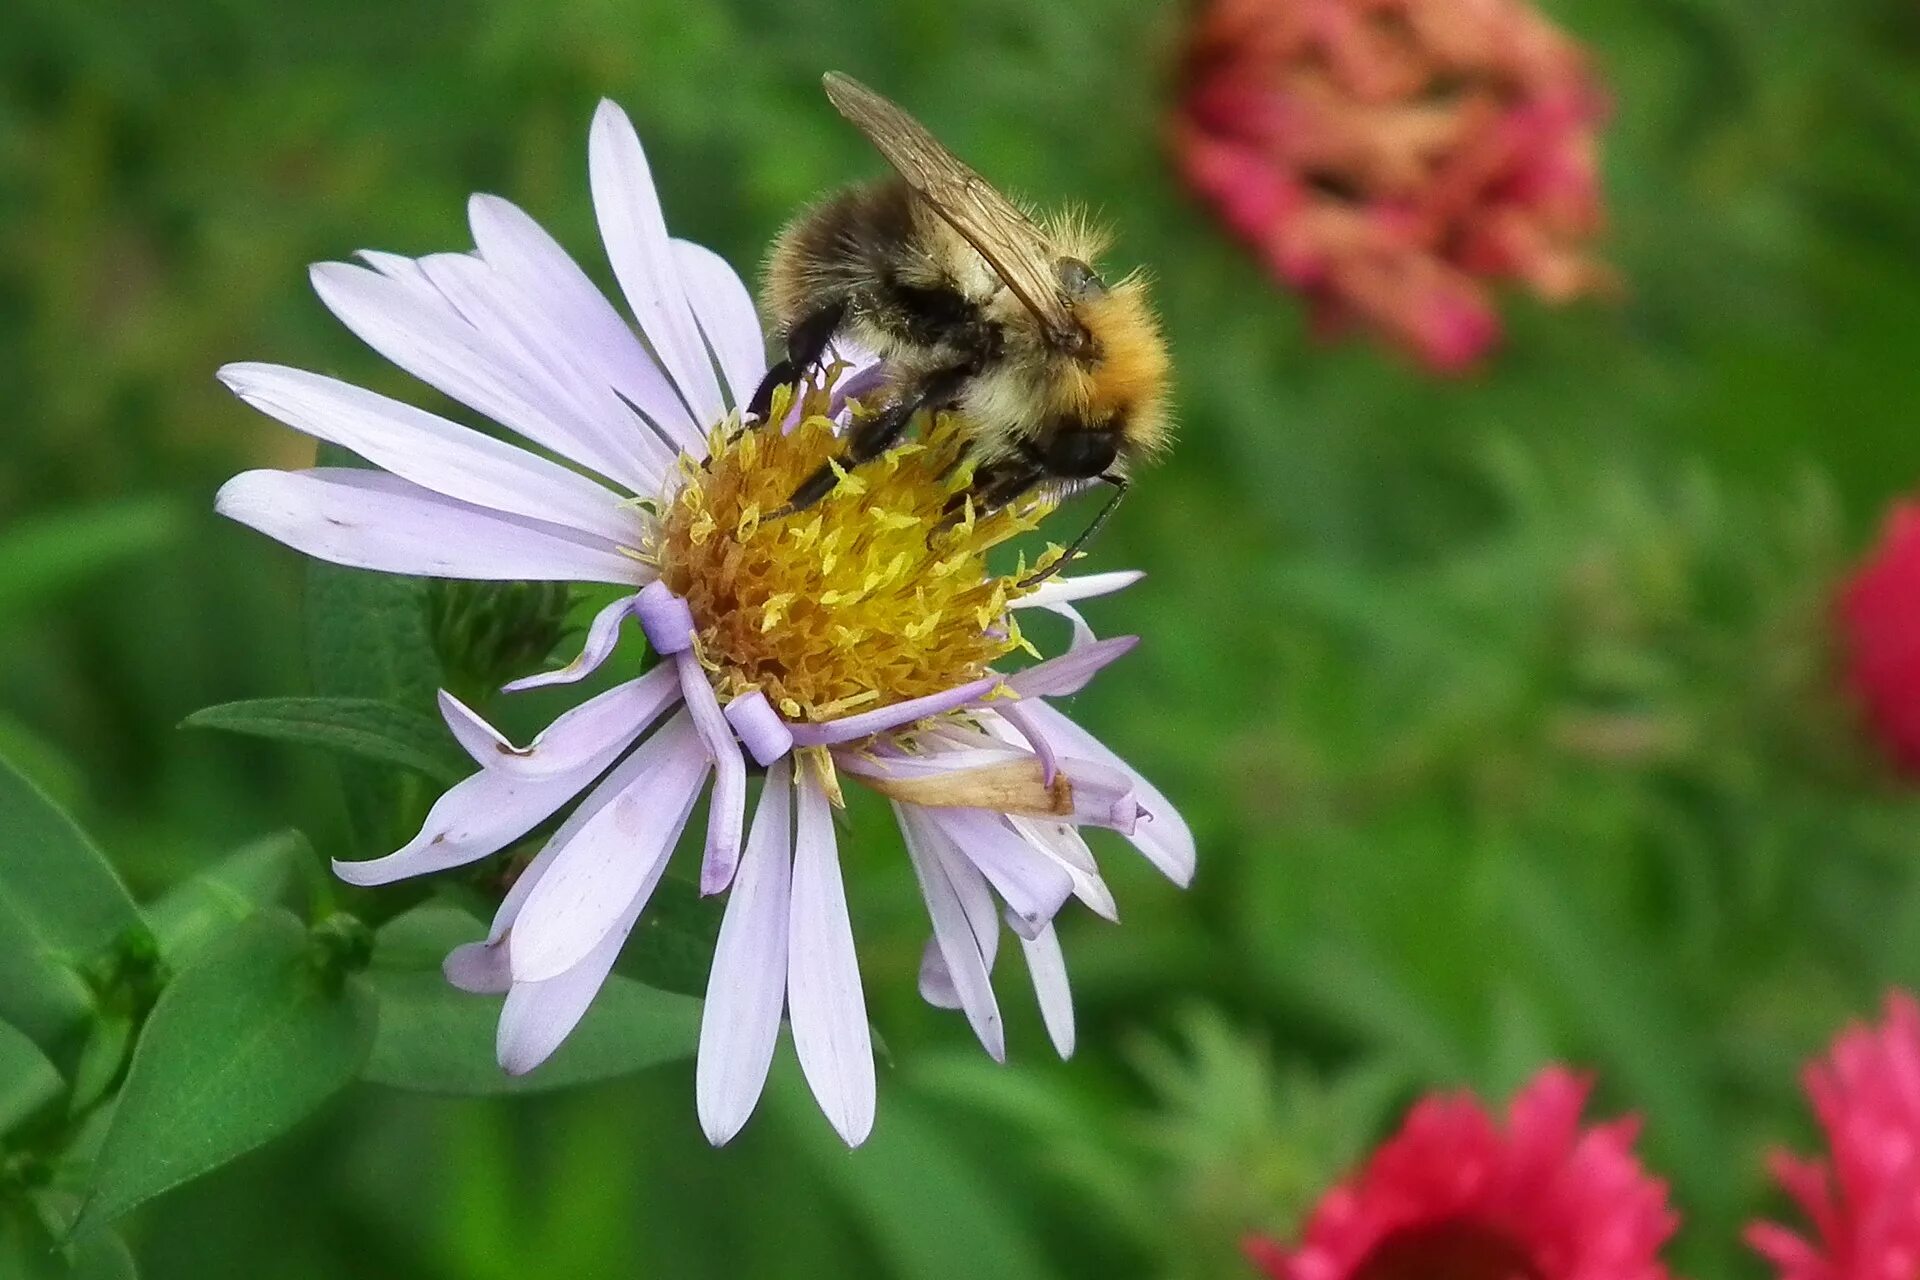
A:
[{"left": 649, "top": 373, "right": 1058, "bottom": 724}]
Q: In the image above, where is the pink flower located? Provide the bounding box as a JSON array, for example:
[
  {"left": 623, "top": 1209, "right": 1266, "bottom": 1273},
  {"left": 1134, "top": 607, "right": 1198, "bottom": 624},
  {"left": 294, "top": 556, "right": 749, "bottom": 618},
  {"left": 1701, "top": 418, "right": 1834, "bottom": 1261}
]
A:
[
  {"left": 1748, "top": 993, "right": 1920, "bottom": 1280},
  {"left": 1837, "top": 504, "right": 1920, "bottom": 779},
  {"left": 1172, "top": 0, "right": 1613, "bottom": 371},
  {"left": 1246, "top": 1067, "right": 1679, "bottom": 1280}
]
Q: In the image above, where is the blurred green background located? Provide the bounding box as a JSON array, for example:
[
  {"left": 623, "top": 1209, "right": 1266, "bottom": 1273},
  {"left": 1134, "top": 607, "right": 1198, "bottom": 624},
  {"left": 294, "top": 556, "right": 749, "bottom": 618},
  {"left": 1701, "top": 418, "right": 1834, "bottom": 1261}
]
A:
[{"left": 5, "top": 0, "right": 1920, "bottom": 1275}]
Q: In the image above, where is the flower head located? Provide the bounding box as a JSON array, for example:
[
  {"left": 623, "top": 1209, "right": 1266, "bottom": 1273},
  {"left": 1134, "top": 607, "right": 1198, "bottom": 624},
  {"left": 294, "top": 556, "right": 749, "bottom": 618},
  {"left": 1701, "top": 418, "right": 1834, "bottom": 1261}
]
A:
[
  {"left": 1837, "top": 503, "right": 1920, "bottom": 779},
  {"left": 1245, "top": 1068, "right": 1679, "bottom": 1280},
  {"left": 215, "top": 101, "right": 1192, "bottom": 1148},
  {"left": 1748, "top": 992, "right": 1920, "bottom": 1280},
  {"left": 1173, "top": 0, "right": 1612, "bottom": 370}
]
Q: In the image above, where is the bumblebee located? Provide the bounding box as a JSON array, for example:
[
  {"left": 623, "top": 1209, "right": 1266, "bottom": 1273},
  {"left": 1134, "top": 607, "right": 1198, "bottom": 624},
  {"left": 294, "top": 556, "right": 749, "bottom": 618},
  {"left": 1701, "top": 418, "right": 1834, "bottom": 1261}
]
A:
[{"left": 749, "top": 73, "right": 1170, "bottom": 564}]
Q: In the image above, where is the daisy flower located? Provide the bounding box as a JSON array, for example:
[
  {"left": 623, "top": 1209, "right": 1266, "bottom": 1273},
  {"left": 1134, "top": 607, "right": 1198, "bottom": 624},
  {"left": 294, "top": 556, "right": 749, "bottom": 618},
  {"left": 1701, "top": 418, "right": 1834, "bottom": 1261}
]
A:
[
  {"left": 214, "top": 101, "right": 1192, "bottom": 1148},
  {"left": 1748, "top": 992, "right": 1920, "bottom": 1280},
  {"left": 1172, "top": 0, "right": 1612, "bottom": 370},
  {"left": 1244, "top": 1067, "right": 1679, "bottom": 1280}
]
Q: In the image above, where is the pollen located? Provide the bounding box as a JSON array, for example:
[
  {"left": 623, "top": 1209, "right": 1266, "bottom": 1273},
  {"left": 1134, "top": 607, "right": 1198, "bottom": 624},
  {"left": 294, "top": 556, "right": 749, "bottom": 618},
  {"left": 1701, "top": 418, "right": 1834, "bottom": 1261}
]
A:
[{"left": 650, "top": 374, "right": 1059, "bottom": 723}]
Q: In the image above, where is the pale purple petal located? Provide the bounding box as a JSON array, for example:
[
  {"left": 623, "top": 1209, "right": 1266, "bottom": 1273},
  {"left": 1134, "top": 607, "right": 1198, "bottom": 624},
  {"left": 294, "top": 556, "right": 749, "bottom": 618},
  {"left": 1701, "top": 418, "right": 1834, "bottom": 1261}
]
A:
[
  {"left": 309, "top": 260, "right": 654, "bottom": 490},
  {"left": 467, "top": 193, "right": 700, "bottom": 451},
  {"left": 440, "top": 667, "right": 679, "bottom": 778},
  {"left": 588, "top": 100, "right": 724, "bottom": 427},
  {"left": 501, "top": 593, "right": 636, "bottom": 693},
  {"left": 917, "top": 940, "right": 962, "bottom": 1009},
  {"left": 509, "top": 711, "right": 710, "bottom": 981},
  {"left": 898, "top": 804, "right": 1004, "bottom": 1061},
  {"left": 1000, "top": 635, "right": 1139, "bottom": 698},
  {"left": 834, "top": 743, "right": 1026, "bottom": 785},
  {"left": 725, "top": 691, "right": 793, "bottom": 766},
  {"left": 1005, "top": 815, "right": 1118, "bottom": 922},
  {"left": 671, "top": 240, "right": 768, "bottom": 412},
  {"left": 787, "top": 768, "right": 875, "bottom": 1147},
  {"left": 445, "top": 940, "right": 510, "bottom": 994},
  {"left": 439, "top": 689, "right": 512, "bottom": 767},
  {"left": 1020, "top": 923, "right": 1075, "bottom": 1059},
  {"left": 635, "top": 580, "right": 697, "bottom": 654},
  {"left": 1015, "top": 700, "right": 1196, "bottom": 887},
  {"left": 993, "top": 699, "right": 1059, "bottom": 786},
  {"left": 412, "top": 252, "right": 676, "bottom": 487},
  {"left": 1012, "top": 571, "right": 1144, "bottom": 611},
  {"left": 216, "top": 468, "right": 644, "bottom": 584},
  {"left": 332, "top": 740, "right": 612, "bottom": 887},
  {"left": 355, "top": 249, "right": 444, "bottom": 304},
  {"left": 498, "top": 855, "right": 669, "bottom": 1075},
  {"left": 677, "top": 652, "right": 745, "bottom": 896},
  {"left": 696, "top": 758, "right": 794, "bottom": 1145},
  {"left": 217, "top": 362, "right": 640, "bottom": 544},
  {"left": 788, "top": 675, "right": 1003, "bottom": 747},
  {"left": 920, "top": 808, "right": 1073, "bottom": 940}
]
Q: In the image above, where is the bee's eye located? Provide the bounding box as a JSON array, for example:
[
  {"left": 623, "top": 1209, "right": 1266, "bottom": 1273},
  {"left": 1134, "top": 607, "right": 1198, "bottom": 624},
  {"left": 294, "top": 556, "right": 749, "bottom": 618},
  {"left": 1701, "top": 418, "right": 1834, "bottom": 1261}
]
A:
[
  {"left": 1055, "top": 257, "right": 1107, "bottom": 300},
  {"left": 1043, "top": 425, "right": 1119, "bottom": 480}
]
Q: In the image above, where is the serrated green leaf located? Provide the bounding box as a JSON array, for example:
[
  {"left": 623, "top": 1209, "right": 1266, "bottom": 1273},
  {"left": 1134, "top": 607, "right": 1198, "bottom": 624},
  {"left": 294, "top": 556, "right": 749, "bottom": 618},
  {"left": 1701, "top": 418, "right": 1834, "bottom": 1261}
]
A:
[
  {"left": 0, "top": 1019, "right": 62, "bottom": 1135},
  {"left": 362, "top": 905, "right": 699, "bottom": 1095},
  {"left": 0, "top": 756, "right": 143, "bottom": 1051},
  {"left": 181, "top": 698, "right": 466, "bottom": 788},
  {"left": 77, "top": 910, "right": 374, "bottom": 1231},
  {"left": 142, "top": 832, "right": 310, "bottom": 965}
]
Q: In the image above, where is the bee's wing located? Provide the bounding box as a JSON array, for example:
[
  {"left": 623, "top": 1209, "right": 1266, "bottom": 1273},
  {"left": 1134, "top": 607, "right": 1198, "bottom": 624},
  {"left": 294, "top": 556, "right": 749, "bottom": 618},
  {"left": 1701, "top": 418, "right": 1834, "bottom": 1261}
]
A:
[{"left": 823, "top": 72, "right": 1080, "bottom": 348}]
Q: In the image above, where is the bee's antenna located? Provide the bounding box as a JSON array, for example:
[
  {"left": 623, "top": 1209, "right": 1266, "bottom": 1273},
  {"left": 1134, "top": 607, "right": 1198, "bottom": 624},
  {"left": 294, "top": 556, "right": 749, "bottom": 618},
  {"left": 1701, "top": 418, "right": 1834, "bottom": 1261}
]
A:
[{"left": 1017, "top": 473, "right": 1128, "bottom": 589}]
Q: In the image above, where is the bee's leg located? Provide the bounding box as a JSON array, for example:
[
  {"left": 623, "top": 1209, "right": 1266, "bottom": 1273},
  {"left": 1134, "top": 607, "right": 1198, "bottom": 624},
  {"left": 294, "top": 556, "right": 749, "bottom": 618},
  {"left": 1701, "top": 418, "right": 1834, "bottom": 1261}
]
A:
[
  {"left": 934, "top": 453, "right": 1045, "bottom": 539},
  {"left": 780, "top": 360, "right": 975, "bottom": 514},
  {"left": 747, "top": 301, "right": 846, "bottom": 424}
]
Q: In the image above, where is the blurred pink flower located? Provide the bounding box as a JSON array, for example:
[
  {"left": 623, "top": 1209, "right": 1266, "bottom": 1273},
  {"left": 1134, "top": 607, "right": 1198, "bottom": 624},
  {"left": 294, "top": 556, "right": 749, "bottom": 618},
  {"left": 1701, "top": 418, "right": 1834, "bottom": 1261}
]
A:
[
  {"left": 1173, "top": 0, "right": 1613, "bottom": 371},
  {"left": 1245, "top": 1067, "right": 1679, "bottom": 1280},
  {"left": 1748, "top": 992, "right": 1920, "bottom": 1280},
  {"left": 1837, "top": 504, "right": 1920, "bottom": 779}
]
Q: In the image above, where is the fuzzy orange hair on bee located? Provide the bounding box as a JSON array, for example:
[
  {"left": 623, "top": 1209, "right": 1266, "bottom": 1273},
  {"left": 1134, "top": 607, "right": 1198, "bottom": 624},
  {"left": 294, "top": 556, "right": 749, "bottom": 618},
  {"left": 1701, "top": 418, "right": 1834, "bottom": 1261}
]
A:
[{"left": 748, "top": 72, "right": 1171, "bottom": 577}]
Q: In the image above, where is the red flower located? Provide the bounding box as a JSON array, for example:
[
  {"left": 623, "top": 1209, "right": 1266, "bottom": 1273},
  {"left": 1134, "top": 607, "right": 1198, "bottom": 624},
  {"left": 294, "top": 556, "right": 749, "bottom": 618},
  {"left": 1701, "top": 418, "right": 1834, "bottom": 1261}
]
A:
[
  {"left": 1172, "top": 0, "right": 1613, "bottom": 371},
  {"left": 1837, "top": 504, "right": 1920, "bottom": 779},
  {"left": 1748, "top": 993, "right": 1920, "bottom": 1280},
  {"left": 1245, "top": 1068, "right": 1679, "bottom": 1280}
]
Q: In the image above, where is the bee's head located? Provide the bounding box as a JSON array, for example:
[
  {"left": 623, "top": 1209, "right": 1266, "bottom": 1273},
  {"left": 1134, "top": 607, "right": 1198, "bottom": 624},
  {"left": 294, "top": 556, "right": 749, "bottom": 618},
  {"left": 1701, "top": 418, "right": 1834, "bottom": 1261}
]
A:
[{"left": 1059, "top": 269, "right": 1172, "bottom": 467}]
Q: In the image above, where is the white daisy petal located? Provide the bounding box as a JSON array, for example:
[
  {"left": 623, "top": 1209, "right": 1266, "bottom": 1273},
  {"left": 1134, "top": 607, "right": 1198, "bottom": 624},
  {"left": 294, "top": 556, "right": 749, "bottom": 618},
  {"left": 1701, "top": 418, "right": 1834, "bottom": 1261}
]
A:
[
  {"left": 1005, "top": 815, "right": 1119, "bottom": 921},
  {"left": 787, "top": 767, "right": 875, "bottom": 1147},
  {"left": 898, "top": 804, "right": 1004, "bottom": 1061},
  {"left": 216, "top": 362, "right": 638, "bottom": 544},
  {"left": 309, "top": 260, "right": 653, "bottom": 490},
  {"left": 501, "top": 593, "right": 637, "bottom": 694},
  {"left": 1013, "top": 700, "right": 1196, "bottom": 887},
  {"left": 509, "top": 711, "right": 709, "bottom": 982},
  {"left": 215, "top": 468, "right": 644, "bottom": 584},
  {"left": 441, "top": 668, "right": 679, "bottom": 778},
  {"left": 467, "top": 192, "right": 700, "bottom": 450},
  {"left": 918, "top": 808, "right": 1073, "bottom": 940},
  {"left": 1012, "top": 571, "right": 1145, "bottom": 611},
  {"left": 677, "top": 652, "right": 747, "bottom": 895},
  {"left": 588, "top": 100, "right": 725, "bottom": 428},
  {"left": 917, "top": 939, "right": 962, "bottom": 1009},
  {"left": 697, "top": 759, "right": 794, "bottom": 1145},
  {"left": 412, "top": 252, "right": 677, "bottom": 487},
  {"left": 1020, "top": 923, "right": 1075, "bottom": 1059},
  {"left": 671, "top": 239, "right": 769, "bottom": 410}
]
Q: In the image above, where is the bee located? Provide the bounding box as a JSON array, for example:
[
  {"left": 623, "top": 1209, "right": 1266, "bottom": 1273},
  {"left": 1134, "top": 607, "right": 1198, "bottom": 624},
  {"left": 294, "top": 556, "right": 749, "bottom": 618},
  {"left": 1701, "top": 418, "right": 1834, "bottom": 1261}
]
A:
[{"left": 749, "top": 72, "right": 1170, "bottom": 573}]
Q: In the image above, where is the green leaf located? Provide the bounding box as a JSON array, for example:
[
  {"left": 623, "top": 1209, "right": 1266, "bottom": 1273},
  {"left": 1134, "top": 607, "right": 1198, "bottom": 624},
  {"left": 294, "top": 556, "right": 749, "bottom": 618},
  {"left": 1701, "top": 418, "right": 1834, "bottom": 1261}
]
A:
[
  {"left": 77, "top": 910, "right": 374, "bottom": 1230},
  {"left": 0, "top": 1019, "right": 62, "bottom": 1135},
  {"left": 0, "top": 756, "right": 143, "bottom": 1050},
  {"left": 181, "top": 698, "right": 467, "bottom": 788},
  {"left": 0, "top": 1197, "right": 136, "bottom": 1280},
  {"left": 305, "top": 443, "right": 447, "bottom": 854},
  {"left": 0, "top": 497, "right": 185, "bottom": 619},
  {"left": 142, "top": 832, "right": 310, "bottom": 965},
  {"left": 614, "top": 876, "right": 722, "bottom": 1000},
  {"left": 362, "top": 905, "right": 700, "bottom": 1095}
]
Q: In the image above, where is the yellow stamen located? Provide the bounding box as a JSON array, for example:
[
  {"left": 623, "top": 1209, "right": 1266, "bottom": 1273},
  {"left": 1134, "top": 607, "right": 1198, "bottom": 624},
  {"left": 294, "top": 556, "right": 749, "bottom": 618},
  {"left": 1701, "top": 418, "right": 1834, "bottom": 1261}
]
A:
[{"left": 655, "top": 372, "right": 1054, "bottom": 724}]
